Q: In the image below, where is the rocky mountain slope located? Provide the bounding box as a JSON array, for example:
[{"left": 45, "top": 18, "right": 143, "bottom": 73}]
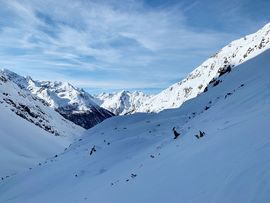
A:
[
  {"left": 1, "top": 69, "right": 114, "bottom": 129},
  {"left": 95, "top": 91, "right": 153, "bottom": 115},
  {"left": 1, "top": 44, "right": 270, "bottom": 203},
  {"left": 135, "top": 22, "right": 270, "bottom": 113},
  {"left": 0, "top": 71, "right": 84, "bottom": 137},
  {"left": 0, "top": 71, "right": 84, "bottom": 177}
]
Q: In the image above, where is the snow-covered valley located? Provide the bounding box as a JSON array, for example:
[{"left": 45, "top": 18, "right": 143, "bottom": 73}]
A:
[
  {"left": 0, "top": 13, "right": 270, "bottom": 203},
  {"left": 1, "top": 39, "right": 270, "bottom": 203}
]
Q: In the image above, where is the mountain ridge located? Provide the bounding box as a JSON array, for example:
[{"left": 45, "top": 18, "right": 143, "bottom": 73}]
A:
[
  {"left": 2, "top": 41, "right": 270, "bottom": 203},
  {"left": 135, "top": 22, "right": 270, "bottom": 113},
  {"left": 91, "top": 23, "right": 270, "bottom": 114},
  {"left": 1, "top": 69, "right": 114, "bottom": 129},
  {"left": 0, "top": 71, "right": 84, "bottom": 177},
  {"left": 95, "top": 90, "right": 153, "bottom": 115}
]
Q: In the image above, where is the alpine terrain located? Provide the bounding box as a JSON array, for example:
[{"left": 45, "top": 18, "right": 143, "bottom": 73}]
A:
[
  {"left": 0, "top": 71, "right": 84, "bottom": 178},
  {"left": 95, "top": 91, "right": 153, "bottom": 115},
  {"left": 131, "top": 22, "right": 270, "bottom": 113},
  {"left": 1, "top": 24, "right": 270, "bottom": 203},
  {"left": 96, "top": 22, "right": 270, "bottom": 114},
  {"left": 1, "top": 69, "right": 114, "bottom": 129}
]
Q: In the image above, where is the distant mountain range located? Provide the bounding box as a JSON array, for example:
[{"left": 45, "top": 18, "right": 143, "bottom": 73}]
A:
[
  {"left": 0, "top": 70, "right": 84, "bottom": 137},
  {"left": 1, "top": 69, "right": 114, "bottom": 129},
  {"left": 1, "top": 22, "right": 270, "bottom": 125},
  {"left": 95, "top": 91, "right": 153, "bottom": 115}
]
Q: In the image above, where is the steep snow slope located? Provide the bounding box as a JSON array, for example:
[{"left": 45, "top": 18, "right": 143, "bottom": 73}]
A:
[
  {"left": 0, "top": 105, "right": 71, "bottom": 178},
  {"left": 1, "top": 46, "right": 270, "bottom": 202},
  {"left": 1, "top": 69, "right": 114, "bottom": 129},
  {"left": 0, "top": 71, "right": 84, "bottom": 137},
  {"left": 137, "top": 22, "right": 270, "bottom": 113},
  {"left": 95, "top": 91, "right": 153, "bottom": 115},
  {"left": 0, "top": 72, "right": 84, "bottom": 178}
]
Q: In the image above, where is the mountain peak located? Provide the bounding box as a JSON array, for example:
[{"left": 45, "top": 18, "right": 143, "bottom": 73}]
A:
[
  {"left": 1, "top": 69, "right": 114, "bottom": 129},
  {"left": 95, "top": 90, "right": 153, "bottom": 115}
]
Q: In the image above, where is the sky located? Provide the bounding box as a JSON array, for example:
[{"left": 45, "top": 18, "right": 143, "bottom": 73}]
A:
[{"left": 0, "top": 0, "right": 269, "bottom": 94}]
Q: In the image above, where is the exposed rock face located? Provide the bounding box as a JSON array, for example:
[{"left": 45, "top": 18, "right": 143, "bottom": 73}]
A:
[
  {"left": 0, "top": 71, "right": 84, "bottom": 136},
  {"left": 56, "top": 107, "right": 114, "bottom": 129},
  {"left": 1, "top": 69, "right": 114, "bottom": 129}
]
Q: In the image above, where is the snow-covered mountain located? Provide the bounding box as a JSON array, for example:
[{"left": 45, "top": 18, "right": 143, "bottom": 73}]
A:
[
  {"left": 1, "top": 69, "right": 114, "bottom": 129},
  {"left": 1, "top": 44, "right": 270, "bottom": 203},
  {"left": 0, "top": 71, "right": 84, "bottom": 177},
  {"left": 95, "top": 91, "right": 153, "bottom": 115},
  {"left": 136, "top": 22, "right": 270, "bottom": 113},
  {"left": 0, "top": 71, "right": 83, "bottom": 137}
]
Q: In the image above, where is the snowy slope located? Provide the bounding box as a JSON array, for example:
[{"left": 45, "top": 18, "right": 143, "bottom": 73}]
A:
[
  {"left": 0, "top": 71, "right": 84, "bottom": 137},
  {"left": 0, "top": 105, "right": 71, "bottom": 178},
  {"left": 95, "top": 91, "right": 153, "bottom": 115},
  {"left": 1, "top": 45, "right": 270, "bottom": 203},
  {"left": 0, "top": 73, "right": 84, "bottom": 178},
  {"left": 137, "top": 22, "right": 270, "bottom": 113},
  {"left": 1, "top": 69, "right": 114, "bottom": 129}
]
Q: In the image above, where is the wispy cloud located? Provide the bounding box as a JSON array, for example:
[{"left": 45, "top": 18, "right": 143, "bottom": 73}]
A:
[{"left": 0, "top": 0, "right": 267, "bottom": 93}]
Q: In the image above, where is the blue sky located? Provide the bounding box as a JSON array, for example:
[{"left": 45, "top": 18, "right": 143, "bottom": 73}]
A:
[{"left": 0, "top": 0, "right": 269, "bottom": 94}]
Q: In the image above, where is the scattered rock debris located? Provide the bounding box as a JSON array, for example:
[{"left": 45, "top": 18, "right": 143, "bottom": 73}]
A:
[
  {"left": 90, "top": 146, "right": 96, "bottom": 155},
  {"left": 195, "top": 131, "right": 206, "bottom": 139}
]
